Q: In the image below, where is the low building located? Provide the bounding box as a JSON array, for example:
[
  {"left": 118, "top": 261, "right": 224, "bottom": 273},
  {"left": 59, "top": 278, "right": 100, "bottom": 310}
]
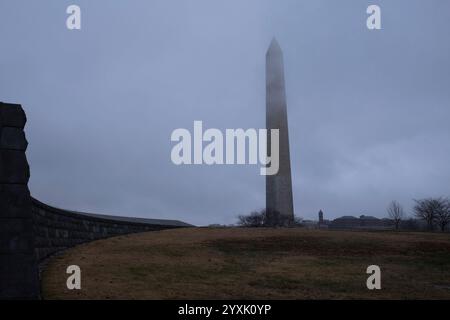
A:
[{"left": 329, "top": 215, "right": 393, "bottom": 230}]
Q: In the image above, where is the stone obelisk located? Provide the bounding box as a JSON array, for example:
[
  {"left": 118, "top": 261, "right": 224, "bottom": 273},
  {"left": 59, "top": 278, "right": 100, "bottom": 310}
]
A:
[{"left": 266, "top": 38, "right": 294, "bottom": 224}]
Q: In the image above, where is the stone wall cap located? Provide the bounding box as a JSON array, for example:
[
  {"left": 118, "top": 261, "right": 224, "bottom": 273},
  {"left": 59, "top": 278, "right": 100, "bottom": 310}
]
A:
[{"left": 31, "top": 198, "right": 194, "bottom": 227}]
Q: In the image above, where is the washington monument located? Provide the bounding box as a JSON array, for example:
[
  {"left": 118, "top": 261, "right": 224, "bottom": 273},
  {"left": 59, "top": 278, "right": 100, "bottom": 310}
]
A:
[{"left": 266, "top": 38, "right": 294, "bottom": 223}]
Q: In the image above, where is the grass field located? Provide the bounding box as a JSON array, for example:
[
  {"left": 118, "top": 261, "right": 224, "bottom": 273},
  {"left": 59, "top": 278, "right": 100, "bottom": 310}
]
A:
[{"left": 41, "top": 228, "right": 450, "bottom": 299}]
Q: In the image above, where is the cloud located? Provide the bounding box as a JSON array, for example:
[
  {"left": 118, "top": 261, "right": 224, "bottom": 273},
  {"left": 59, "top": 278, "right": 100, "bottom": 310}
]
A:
[{"left": 1, "top": 0, "right": 449, "bottom": 225}]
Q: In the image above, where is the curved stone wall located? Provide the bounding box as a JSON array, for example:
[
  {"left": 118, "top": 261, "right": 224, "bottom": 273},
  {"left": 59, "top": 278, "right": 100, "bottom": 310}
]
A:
[
  {"left": 32, "top": 198, "right": 187, "bottom": 262},
  {"left": 0, "top": 102, "right": 192, "bottom": 299}
]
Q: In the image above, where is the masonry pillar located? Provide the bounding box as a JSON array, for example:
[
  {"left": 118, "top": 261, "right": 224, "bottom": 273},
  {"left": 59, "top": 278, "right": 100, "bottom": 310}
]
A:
[{"left": 0, "top": 102, "right": 39, "bottom": 299}]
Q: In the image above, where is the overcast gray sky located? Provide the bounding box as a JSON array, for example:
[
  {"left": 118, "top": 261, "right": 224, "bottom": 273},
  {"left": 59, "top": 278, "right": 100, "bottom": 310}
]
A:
[{"left": 1, "top": 0, "right": 450, "bottom": 225}]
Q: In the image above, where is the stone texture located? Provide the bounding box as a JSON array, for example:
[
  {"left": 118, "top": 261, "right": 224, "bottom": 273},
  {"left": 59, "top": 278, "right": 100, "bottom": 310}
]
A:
[
  {"left": 0, "top": 102, "right": 39, "bottom": 299},
  {"left": 31, "top": 198, "right": 182, "bottom": 262},
  {"left": 0, "top": 102, "right": 27, "bottom": 128},
  {"left": 265, "top": 39, "right": 294, "bottom": 222},
  {"left": 0, "top": 149, "right": 30, "bottom": 184},
  {"left": 0, "top": 184, "right": 32, "bottom": 218},
  {"left": 0, "top": 254, "right": 40, "bottom": 299},
  {"left": 0, "top": 127, "right": 28, "bottom": 150},
  {"left": 0, "top": 218, "right": 35, "bottom": 254}
]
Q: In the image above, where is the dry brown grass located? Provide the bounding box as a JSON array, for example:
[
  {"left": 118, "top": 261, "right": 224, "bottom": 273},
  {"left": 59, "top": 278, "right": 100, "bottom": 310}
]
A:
[{"left": 41, "top": 228, "right": 450, "bottom": 300}]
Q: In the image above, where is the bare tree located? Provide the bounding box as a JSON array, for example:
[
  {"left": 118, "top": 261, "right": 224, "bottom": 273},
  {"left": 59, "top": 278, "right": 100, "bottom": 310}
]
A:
[
  {"left": 413, "top": 198, "right": 447, "bottom": 231},
  {"left": 434, "top": 198, "right": 450, "bottom": 232},
  {"left": 387, "top": 200, "right": 404, "bottom": 230},
  {"left": 237, "top": 210, "right": 265, "bottom": 227},
  {"left": 237, "top": 209, "right": 296, "bottom": 227}
]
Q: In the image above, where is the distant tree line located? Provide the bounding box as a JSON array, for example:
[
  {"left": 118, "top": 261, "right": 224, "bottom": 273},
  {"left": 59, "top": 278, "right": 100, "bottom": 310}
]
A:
[
  {"left": 388, "top": 197, "right": 450, "bottom": 232},
  {"left": 237, "top": 198, "right": 450, "bottom": 232},
  {"left": 237, "top": 209, "right": 302, "bottom": 228}
]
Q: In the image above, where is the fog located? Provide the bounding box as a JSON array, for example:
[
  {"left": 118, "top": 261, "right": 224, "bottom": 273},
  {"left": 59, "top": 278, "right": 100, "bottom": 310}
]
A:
[{"left": 1, "top": 0, "right": 449, "bottom": 225}]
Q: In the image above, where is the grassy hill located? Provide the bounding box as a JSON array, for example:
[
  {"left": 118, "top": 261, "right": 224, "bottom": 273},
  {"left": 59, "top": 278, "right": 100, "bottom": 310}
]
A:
[{"left": 41, "top": 228, "right": 450, "bottom": 299}]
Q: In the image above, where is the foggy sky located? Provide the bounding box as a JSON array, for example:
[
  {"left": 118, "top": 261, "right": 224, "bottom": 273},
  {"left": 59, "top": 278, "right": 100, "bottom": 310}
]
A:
[{"left": 1, "top": 0, "right": 450, "bottom": 225}]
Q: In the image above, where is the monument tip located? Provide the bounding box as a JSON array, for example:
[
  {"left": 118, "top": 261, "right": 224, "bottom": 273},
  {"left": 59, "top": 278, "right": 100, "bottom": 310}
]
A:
[{"left": 267, "top": 37, "right": 282, "bottom": 54}]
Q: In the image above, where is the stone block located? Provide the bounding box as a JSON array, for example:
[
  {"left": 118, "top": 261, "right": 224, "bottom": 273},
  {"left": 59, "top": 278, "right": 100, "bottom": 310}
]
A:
[
  {"left": 0, "top": 103, "right": 27, "bottom": 129},
  {"left": 0, "top": 253, "right": 39, "bottom": 299},
  {"left": 0, "top": 127, "right": 28, "bottom": 150},
  {"left": 0, "top": 184, "right": 32, "bottom": 218},
  {"left": 0, "top": 218, "right": 35, "bottom": 254},
  {"left": 0, "top": 149, "right": 30, "bottom": 184}
]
